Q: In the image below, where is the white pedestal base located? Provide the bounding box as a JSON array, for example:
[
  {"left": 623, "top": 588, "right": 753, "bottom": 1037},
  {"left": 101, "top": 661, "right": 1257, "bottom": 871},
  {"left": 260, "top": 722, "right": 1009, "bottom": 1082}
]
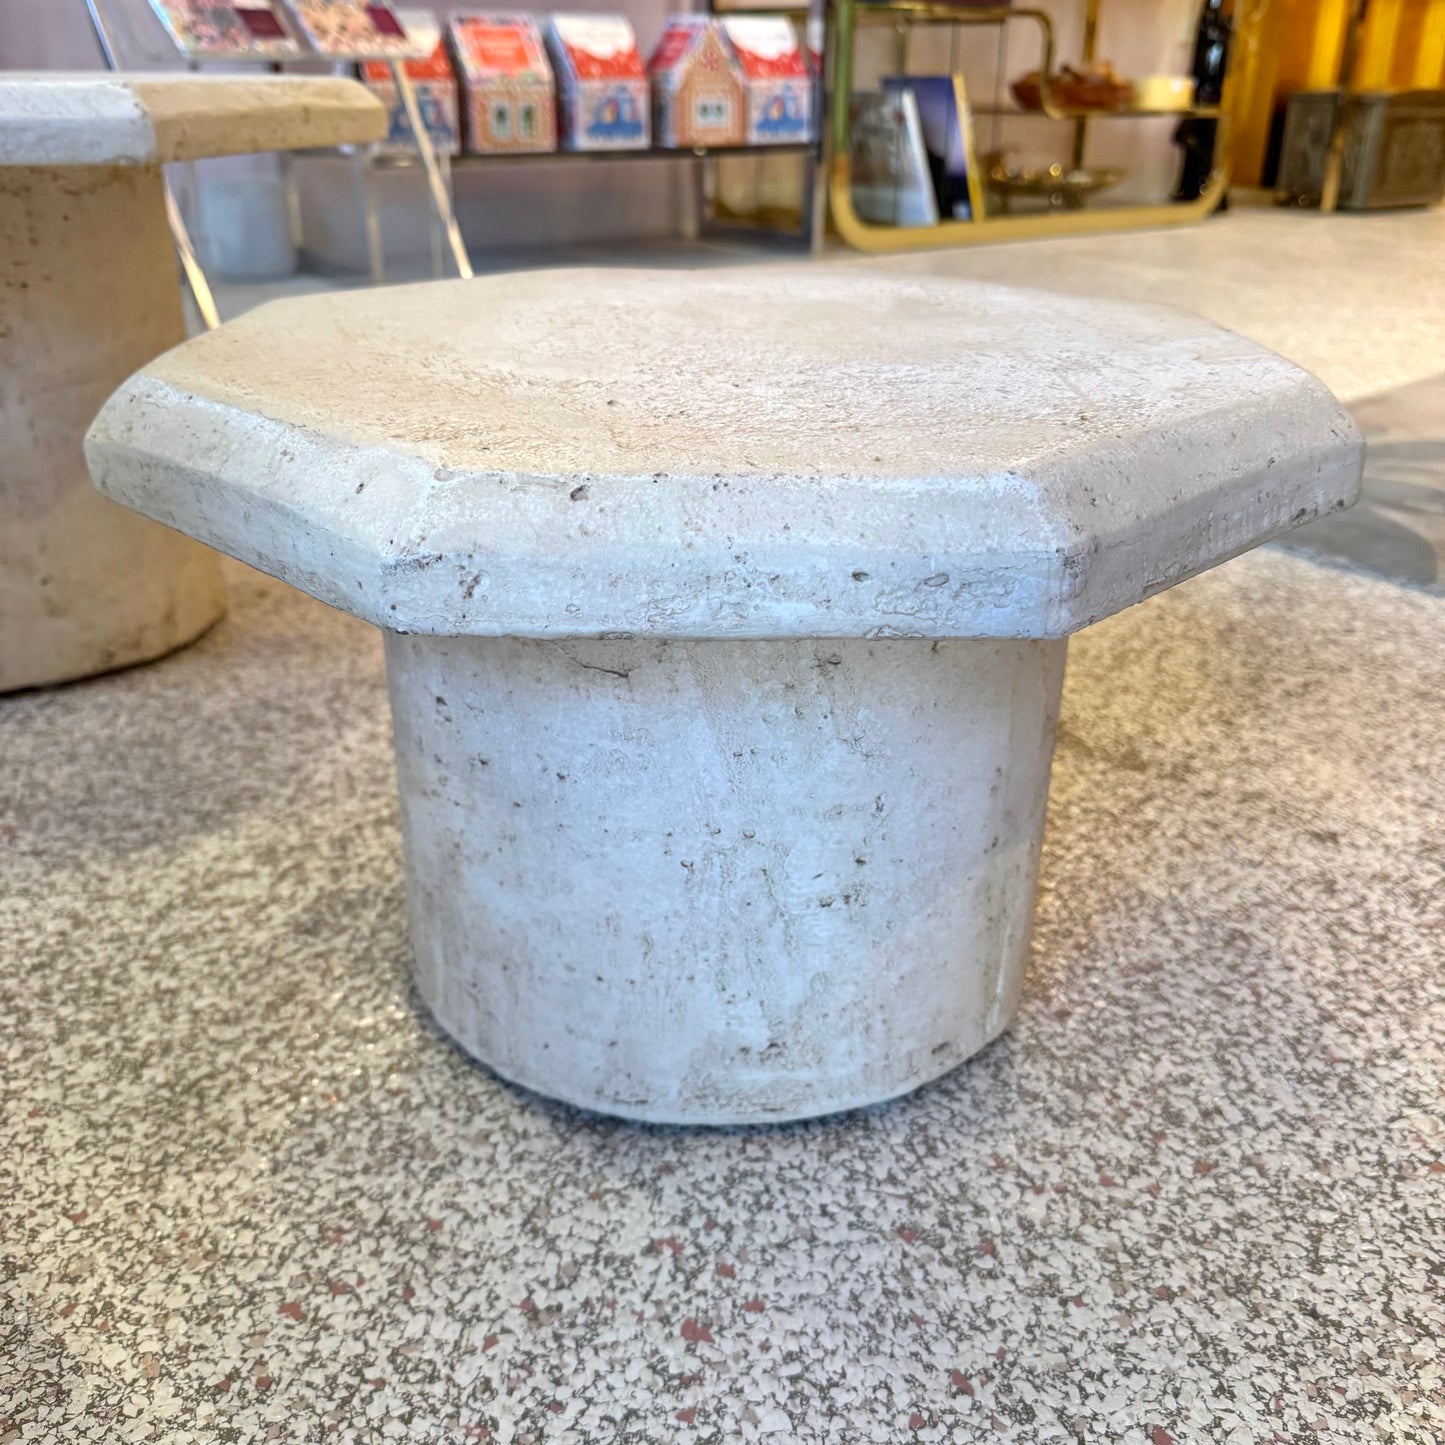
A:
[
  {"left": 386, "top": 634, "right": 1066, "bottom": 1123},
  {"left": 0, "top": 165, "right": 223, "bottom": 692}
]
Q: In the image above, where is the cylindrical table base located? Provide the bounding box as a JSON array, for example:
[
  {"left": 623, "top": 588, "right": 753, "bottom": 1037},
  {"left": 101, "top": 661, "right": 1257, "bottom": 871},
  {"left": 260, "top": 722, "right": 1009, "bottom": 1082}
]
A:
[
  {"left": 0, "top": 164, "right": 224, "bottom": 692},
  {"left": 386, "top": 633, "right": 1066, "bottom": 1124}
]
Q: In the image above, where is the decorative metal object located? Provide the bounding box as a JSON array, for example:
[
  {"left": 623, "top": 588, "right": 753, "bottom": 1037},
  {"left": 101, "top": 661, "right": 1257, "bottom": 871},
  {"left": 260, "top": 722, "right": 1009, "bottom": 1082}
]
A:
[{"left": 1278, "top": 90, "right": 1445, "bottom": 211}]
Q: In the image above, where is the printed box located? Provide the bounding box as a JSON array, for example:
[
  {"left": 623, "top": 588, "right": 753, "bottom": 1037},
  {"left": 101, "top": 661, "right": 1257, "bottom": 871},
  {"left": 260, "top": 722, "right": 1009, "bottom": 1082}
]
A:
[
  {"left": 148, "top": 0, "right": 301, "bottom": 57},
  {"left": 721, "top": 16, "right": 813, "bottom": 145},
  {"left": 648, "top": 17, "right": 745, "bottom": 149},
  {"left": 450, "top": 13, "right": 556, "bottom": 154},
  {"left": 545, "top": 14, "right": 650, "bottom": 152},
  {"left": 278, "top": 0, "right": 414, "bottom": 57},
  {"left": 361, "top": 41, "right": 461, "bottom": 156}
]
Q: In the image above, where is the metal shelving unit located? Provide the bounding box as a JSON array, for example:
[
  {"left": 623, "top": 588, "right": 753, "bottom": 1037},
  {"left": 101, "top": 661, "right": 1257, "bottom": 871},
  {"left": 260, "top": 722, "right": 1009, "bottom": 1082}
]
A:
[
  {"left": 320, "top": 140, "right": 825, "bottom": 283},
  {"left": 449, "top": 142, "right": 817, "bottom": 163},
  {"left": 694, "top": 0, "right": 828, "bottom": 252},
  {"left": 328, "top": 3, "right": 830, "bottom": 280}
]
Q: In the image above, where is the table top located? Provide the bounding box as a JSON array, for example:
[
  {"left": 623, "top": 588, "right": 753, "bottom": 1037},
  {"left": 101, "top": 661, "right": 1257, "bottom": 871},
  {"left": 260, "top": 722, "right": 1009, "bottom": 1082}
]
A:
[
  {"left": 0, "top": 72, "right": 385, "bottom": 166},
  {"left": 86, "top": 267, "right": 1363, "bottom": 640}
]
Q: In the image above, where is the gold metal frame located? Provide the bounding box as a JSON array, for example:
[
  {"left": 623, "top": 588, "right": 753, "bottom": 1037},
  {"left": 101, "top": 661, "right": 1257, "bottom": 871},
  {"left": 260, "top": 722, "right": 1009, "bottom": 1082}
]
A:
[
  {"left": 828, "top": 0, "right": 1238, "bottom": 251},
  {"left": 1318, "top": 0, "right": 1370, "bottom": 213}
]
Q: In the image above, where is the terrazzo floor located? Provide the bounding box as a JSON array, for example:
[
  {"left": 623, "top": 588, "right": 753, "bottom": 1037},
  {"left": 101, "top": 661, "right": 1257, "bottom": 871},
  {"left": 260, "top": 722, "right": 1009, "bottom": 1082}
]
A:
[
  {"left": 7, "top": 205, "right": 1445, "bottom": 1443},
  {"left": 3, "top": 542, "right": 1443, "bottom": 1444}
]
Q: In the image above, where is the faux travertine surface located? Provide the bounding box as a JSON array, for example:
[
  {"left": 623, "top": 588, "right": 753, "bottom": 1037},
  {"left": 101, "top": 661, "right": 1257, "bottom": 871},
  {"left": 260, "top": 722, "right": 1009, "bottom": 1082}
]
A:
[
  {"left": 2, "top": 547, "right": 1442, "bottom": 1442},
  {"left": 388, "top": 633, "right": 1065, "bottom": 1122},
  {"left": 86, "top": 269, "right": 1364, "bottom": 639},
  {"left": 0, "top": 73, "right": 385, "bottom": 167},
  {"left": 0, "top": 161, "right": 225, "bottom": 691}
]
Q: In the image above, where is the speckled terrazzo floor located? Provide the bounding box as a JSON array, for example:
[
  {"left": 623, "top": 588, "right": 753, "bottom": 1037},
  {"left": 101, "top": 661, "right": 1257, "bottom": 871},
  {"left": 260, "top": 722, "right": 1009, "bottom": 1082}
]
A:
[{"left": 3, "top": 542, "right": 1442, "bottom": 1444}]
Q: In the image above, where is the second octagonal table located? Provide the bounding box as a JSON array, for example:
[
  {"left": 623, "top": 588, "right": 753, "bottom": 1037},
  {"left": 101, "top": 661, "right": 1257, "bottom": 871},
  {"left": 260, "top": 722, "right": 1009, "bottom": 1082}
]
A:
[{"left": 0, "top": 73, "right": 385, "bottom": 691}]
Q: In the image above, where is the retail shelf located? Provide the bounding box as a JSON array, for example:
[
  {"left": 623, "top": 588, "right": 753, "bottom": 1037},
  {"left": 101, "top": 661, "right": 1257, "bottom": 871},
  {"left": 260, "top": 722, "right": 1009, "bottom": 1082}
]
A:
[
  {"left": 297, "top": 143, "right": 820, "bottom": 167},
  {"left": 972, "top": 104, "right": 1224, "bottom": 120},
  {"left": 453, "top": 143, "right": 820, "bottom": 164}
]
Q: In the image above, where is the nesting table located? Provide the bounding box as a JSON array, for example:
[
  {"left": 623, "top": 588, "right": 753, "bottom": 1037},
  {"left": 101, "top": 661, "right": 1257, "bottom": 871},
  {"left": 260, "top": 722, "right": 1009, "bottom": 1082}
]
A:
[
  {"left": 85, "top": 268, "right": 1362, "bottom": 1122},
  {"left": 0, "top": 73, "right": 385, "bottom": 692}
]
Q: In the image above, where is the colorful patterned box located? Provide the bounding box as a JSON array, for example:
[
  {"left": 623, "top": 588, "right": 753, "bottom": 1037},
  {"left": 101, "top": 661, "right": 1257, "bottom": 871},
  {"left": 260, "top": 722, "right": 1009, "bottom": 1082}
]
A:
[
  {"left": 148, "top": 0, "right": 301, "bottom": 57},
  {"left": 450, "top": 14, "right": 556, "bottom": 154},
  {"left": 361, "top": 41, "right": 462, "bottom": 156},
  {"left": 277, "top": 0, "right": 413, "bottom": 57},
  {"left": 544, "top": 14, "right": 650, "bottom": 152},
  {"left": 721, "top": 16, "right": 813, "bottom": 145},
  {"left": 648, "top": 17, "right": 745, "bottom": 149}
]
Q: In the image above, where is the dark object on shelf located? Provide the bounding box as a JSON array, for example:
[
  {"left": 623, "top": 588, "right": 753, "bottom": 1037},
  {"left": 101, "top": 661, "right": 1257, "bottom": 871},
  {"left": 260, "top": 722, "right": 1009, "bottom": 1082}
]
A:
[
  {"left": 982, "top": 151, "right": 1122, "bottom": 210},
  {"left": 1277, "top": 89, "right": 1445, "bottom": 210},
  {"left": 1188, "top": 0, "right": 1230, "bottom": 106},
  {"left": 1172, "top": 0, "right": 1230, "bottom": 201},
  {"left": 1012, "top": 62, "right": 1130, "bottom": 114},
  {"left": 1172, "top": 117, "right": 1220, "bottom": 204},
  {"left": 1258, "top": 101, "right": 1288, "bottom": 189}
]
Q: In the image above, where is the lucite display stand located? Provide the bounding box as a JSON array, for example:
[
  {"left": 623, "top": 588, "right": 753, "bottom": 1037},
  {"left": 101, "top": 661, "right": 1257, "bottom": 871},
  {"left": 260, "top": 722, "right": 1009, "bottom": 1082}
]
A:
[{"left": 89, "top": 0, "right": 474, "bottom": 301}]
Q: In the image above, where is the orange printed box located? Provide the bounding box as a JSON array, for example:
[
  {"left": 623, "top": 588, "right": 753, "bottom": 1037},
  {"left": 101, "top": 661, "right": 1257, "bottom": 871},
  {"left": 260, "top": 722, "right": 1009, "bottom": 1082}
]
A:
[
  {"left": 361, "top": 41, "right": 462, "bottom": 156},
  {"left": 722, "top": 16, "right": 814, "bottom": 145},
  {"left": 545, "top": 14, "right": 650, "bottom": 152},
  {"left": 450, "top": 13, "right": 556, "bottom": 154}
]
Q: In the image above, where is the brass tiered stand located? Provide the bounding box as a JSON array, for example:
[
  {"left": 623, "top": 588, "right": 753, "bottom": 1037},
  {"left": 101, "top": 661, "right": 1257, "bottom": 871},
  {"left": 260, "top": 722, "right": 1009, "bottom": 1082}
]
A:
[{"left": 828, "top": 0, "right": 1256, "bottom": 250}]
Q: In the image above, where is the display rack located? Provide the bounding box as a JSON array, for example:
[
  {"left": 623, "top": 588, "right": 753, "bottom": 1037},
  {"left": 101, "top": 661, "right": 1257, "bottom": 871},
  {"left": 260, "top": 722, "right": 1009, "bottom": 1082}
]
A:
[
  {"left": 85, "top": 0, "right": 473, "bottom": 322},
  {"left": 695, "top": 0, "right": 827, "bottom": 251},
  {"left": 314, "top": 142, "right": 821, "bottom": 286},
  {"left": 86, "top": 0, "right": 828, "bottom": 290},
  {"left": 293, "top": 6, "right": 830, "bottom": 282},
  {"left": 85, "top": 0, "right": 223, "bottom": 326},
  {"left": 828, "top": 0, "right": 1252, "bottom": 251}
]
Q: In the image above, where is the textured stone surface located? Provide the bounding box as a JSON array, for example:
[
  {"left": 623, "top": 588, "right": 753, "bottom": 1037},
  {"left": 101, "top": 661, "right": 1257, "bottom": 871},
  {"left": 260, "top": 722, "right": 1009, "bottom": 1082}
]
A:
[
  {"left": 0, "top": 164, "right": 224, "bottom": 692},
  {"left": 85, "top": 268, "right": 1364, "bottom": 640},
  {"left": 388, "top": 632, "right": 1064, "bottom": 1122},
  {"left": 0, "top": 72, "right": 382, "bottom": 692},
  {"left": 1, "top": 548, "right": 1441, "bottom": 1441},
  {"left": 0, "top": 73, "right": 385, "bottom": 167}
]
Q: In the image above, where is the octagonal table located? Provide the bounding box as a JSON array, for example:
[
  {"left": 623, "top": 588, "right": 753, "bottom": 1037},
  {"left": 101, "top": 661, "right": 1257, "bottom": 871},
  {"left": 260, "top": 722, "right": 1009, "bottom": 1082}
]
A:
[
  {"left": 85, "top": 268, "right": 1363, "bottom": 1123},
  {"left": 0, "top": 73, "right": 385, "bottom": 692}
]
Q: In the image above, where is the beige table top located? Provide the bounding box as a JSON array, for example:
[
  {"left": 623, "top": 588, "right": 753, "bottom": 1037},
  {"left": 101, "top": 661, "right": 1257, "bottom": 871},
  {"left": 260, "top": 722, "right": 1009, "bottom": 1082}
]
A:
[{"left": 0, "top": 72, "right": 385, "bottom": 166}]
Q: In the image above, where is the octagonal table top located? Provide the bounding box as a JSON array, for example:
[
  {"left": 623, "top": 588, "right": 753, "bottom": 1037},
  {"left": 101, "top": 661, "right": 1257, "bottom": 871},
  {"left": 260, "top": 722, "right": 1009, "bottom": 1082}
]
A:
[
  {"left": 85, "top": 267, "right": 1363, "bottom": 640},
  {"left": 0, "top": 72, "right": 385, "bottom": 167}
]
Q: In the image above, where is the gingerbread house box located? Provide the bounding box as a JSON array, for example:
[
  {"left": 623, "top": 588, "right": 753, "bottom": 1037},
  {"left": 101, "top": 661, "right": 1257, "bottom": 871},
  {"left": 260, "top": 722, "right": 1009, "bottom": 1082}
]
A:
[
  {"left": 721, "top": 16, "right": 813, "bottom": 145},
  {"left": 450, "top": 14, "right": 556, "bottom": 154},
  {"left": 545, "top": 14, "right": 650, "bottom": 151},
  {"left": 648, "top": 17, "right": 746, "bottom": 149},
  {"left": 361, "top": 41, "right": 462, "bottom": 156}
]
